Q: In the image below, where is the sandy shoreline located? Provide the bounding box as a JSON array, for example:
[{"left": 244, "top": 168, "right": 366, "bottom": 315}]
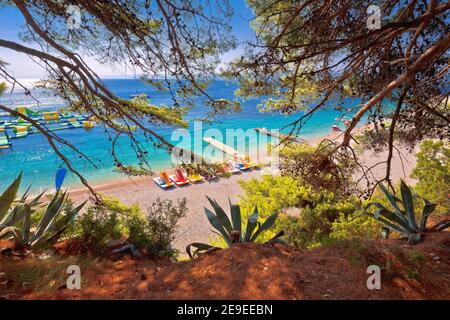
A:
[
  {"left": 67, "top": 124, "right": 417, "bottom": 253},
  {"left": 69, "top": 169, "right": 265, "bottom": 252}
]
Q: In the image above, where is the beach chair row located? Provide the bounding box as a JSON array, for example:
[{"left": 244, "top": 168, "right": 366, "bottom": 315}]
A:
[{"left": 153, "top": 159, "right": 258, "bottom": 189}]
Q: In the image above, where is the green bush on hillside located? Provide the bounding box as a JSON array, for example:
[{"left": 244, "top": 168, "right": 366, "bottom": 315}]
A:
[
  {"left": 237, "top": 175, "right": 376, "bottom": 248},
  {"left": 280, "top": 194, "right": 368, "bottom": 248},
  {"left": 411, "top": 140, "right": 449, "bottom": 214},
  {"left": 330, "top": 211, "right": 381, "bottom": 242},
  {"left": 74, "top": 197, "right": 187, "bottom": 258},
  {"left": 238, "top": 175, "right": 315, "bottom": 217},
  {"left": 133, "top": 198, "right": 187, "bottom": 258},
  {"left": 75, "top": 197, "right": 126, "bottom": 251}
]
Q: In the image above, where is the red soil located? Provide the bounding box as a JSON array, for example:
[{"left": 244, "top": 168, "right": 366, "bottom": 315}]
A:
[{"left": 1, "top": 232, "right": 449, "bottom": 300}]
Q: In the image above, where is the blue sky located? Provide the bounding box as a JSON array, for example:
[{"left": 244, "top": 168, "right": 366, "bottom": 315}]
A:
[{"left": 0, "top": 1, "right": 255, "bottom": 78}]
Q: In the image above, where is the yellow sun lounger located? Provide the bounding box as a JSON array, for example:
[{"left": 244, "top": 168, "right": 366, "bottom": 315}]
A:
[
  {"left": 186, "top": 172, "right": 204, "bottom": 183},
  {"left": 244, "top": 156, "right": 260, "bottom": 168}
]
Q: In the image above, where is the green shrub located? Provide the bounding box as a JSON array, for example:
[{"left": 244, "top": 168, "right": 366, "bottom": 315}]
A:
[
  {"left": 131, "top": 198, "right": 187, "bottom": 258},
  {"left": 330, "top": 211, "right": 381, "bottom": 242},
  {"left": 75, "top": 198, "right": 125, "bottom": 251},
  {"left": 238, "top": 175, "right": 370, "bottom": 249},
  {"left": 411, "top": 140, "right": 449, "bottom": 214},
  {"left": 238, "top": 175, "right": 315, "bottom": 218},
  {"left": 279, "top": 194, "right": 365, "bottom": 249},
  {"left": 74, "top": 197, "right": 187, "bottom": 259}
]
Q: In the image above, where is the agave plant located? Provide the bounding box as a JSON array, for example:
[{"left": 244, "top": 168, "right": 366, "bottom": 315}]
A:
[
  {"left": 0, "top": 173, "right": 44, "bottom": 230},
  {"left": 0, "top": 172, "right": 85, "bottom": 249},
  {"left": 186, "top": 196, "right": 284, "bottom": 259},
  {"left": 366, "top": 180, "right": 449, "bottom": 244}
]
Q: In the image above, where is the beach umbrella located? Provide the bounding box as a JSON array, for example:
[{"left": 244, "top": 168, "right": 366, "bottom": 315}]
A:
[{"left": 55, "top": 168, "right": 67, "bottom": 192}]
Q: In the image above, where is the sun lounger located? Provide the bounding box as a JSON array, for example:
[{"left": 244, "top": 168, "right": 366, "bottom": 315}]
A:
[
  {"left": 169, "top": 169, "right": 190, "bottom": 187},
  {"left": 186, "top": 171, "right": 204, "bottom": 183},
  {"left": 152, "top": 176, "right": 173, "bottom": 189},
  {"left": 230, "top": 160, "right": 251, "bottom": 171},
  {"left": 223, "top": 163, "right": 240, "bottom": 174},
  {"left": 153, "top": 172, "right": 174, "bottom": 189},
  {"left": 244, "top": 156, "right": 260, "bottom": 169}
]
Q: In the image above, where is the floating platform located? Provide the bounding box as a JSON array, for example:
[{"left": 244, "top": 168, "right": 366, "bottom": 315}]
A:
[
  {"left": 0, "top": 107, "right": 97, "bottom": 148},
  {"left": 0, "top": 129, "right": 11, "bottom": 149}
]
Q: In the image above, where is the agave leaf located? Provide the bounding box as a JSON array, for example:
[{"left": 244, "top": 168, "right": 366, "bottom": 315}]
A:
[
  {"left": 20, "top": 186, "right": 31, "bottom": 201},
  {"left": 371, "top": 204, "right": 416, "bottom": 234},
  {"left": 204, "top": 207, "right": 231, "bottom": 245},
  {"left": 379, "top": 183, "right": 405, "bottom": 218},
  {"left": 244, "top": 206, "right": 259, "bottom": 242},
  {"left": 42, "top": 201, "right": 86, "bottom": 237},
  {"left": 400, "top": 180, "right": 418, "bottom": 230},
  {"left": 0, "top": 203, "right": 27, "bottom": 226},
  {"left": 366, "top": 199, "right": 409, "bottom": 227},
  {"left": 0, "top": 172, "right": 22, "bottom": 220},
  {"left": 22, "top": 204, "right": 31, "bottom": 243},
  {"left": 31, "top": 197, "right": 85, "bottom": 249},
  {"left": 266, "top": 238, "right": 287, "bottom": 245},
  {"left": 418, "top": 197, "right": 436, "bottom": 232},
  {"left": 186, "top": 242, "right": 217, "bottom": 259},
  {"left": 366, "top": 212, "right": 410, "bottom": 236},
  {"left": 229, "top": 199, "right": 241, "bottom": 237},
  {"left": 31, "top": 230, "right": 65, "bottom": 249},
  {"left": 0, "top": 226, "right": 23, "bottom": 243},
  {"left": 31, "top": 191, "right": 67, "bottom": 242},
  {"left": 265, "top": 230, "right": 285, "bottom": 244},
  {"left": 250, "top": 212, "right": 279, "bottom": 242},
  {"left": 28, "top": 190, "right": 46, "bottom": 208},
  {"left": 408, "top": 233, "right": 422, "bottom": 245},
  {"left": 206, "top": 196, "right": 232, "bottom": 233},
  {"left": 432, "top": 220, "right": 450, "bottom": 232}
]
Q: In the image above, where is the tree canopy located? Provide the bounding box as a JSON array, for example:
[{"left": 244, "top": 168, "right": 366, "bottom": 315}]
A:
[
  {"left": 0, "top": 0, "right": 449, "bottom": 196},
  {"left": 226, "top": 0, "right": 449, "bottom": 191},
  {"left": 0, "top": 0, "right": 236, "bottom": 195}
]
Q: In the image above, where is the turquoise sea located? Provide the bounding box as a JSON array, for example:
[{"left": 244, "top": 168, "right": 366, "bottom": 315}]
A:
[{"left": 0, "top": 79, "right": 363, "bottom": 192}]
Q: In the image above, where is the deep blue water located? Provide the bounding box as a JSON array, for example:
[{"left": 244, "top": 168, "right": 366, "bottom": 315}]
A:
[{"left": 0, "top": 79, "right": 363, "bottom": 192}]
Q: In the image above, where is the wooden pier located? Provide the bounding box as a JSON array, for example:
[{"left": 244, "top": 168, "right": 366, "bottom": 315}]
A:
[{"left": 203, "top": 137, "right": 241, "bottom": 157}]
